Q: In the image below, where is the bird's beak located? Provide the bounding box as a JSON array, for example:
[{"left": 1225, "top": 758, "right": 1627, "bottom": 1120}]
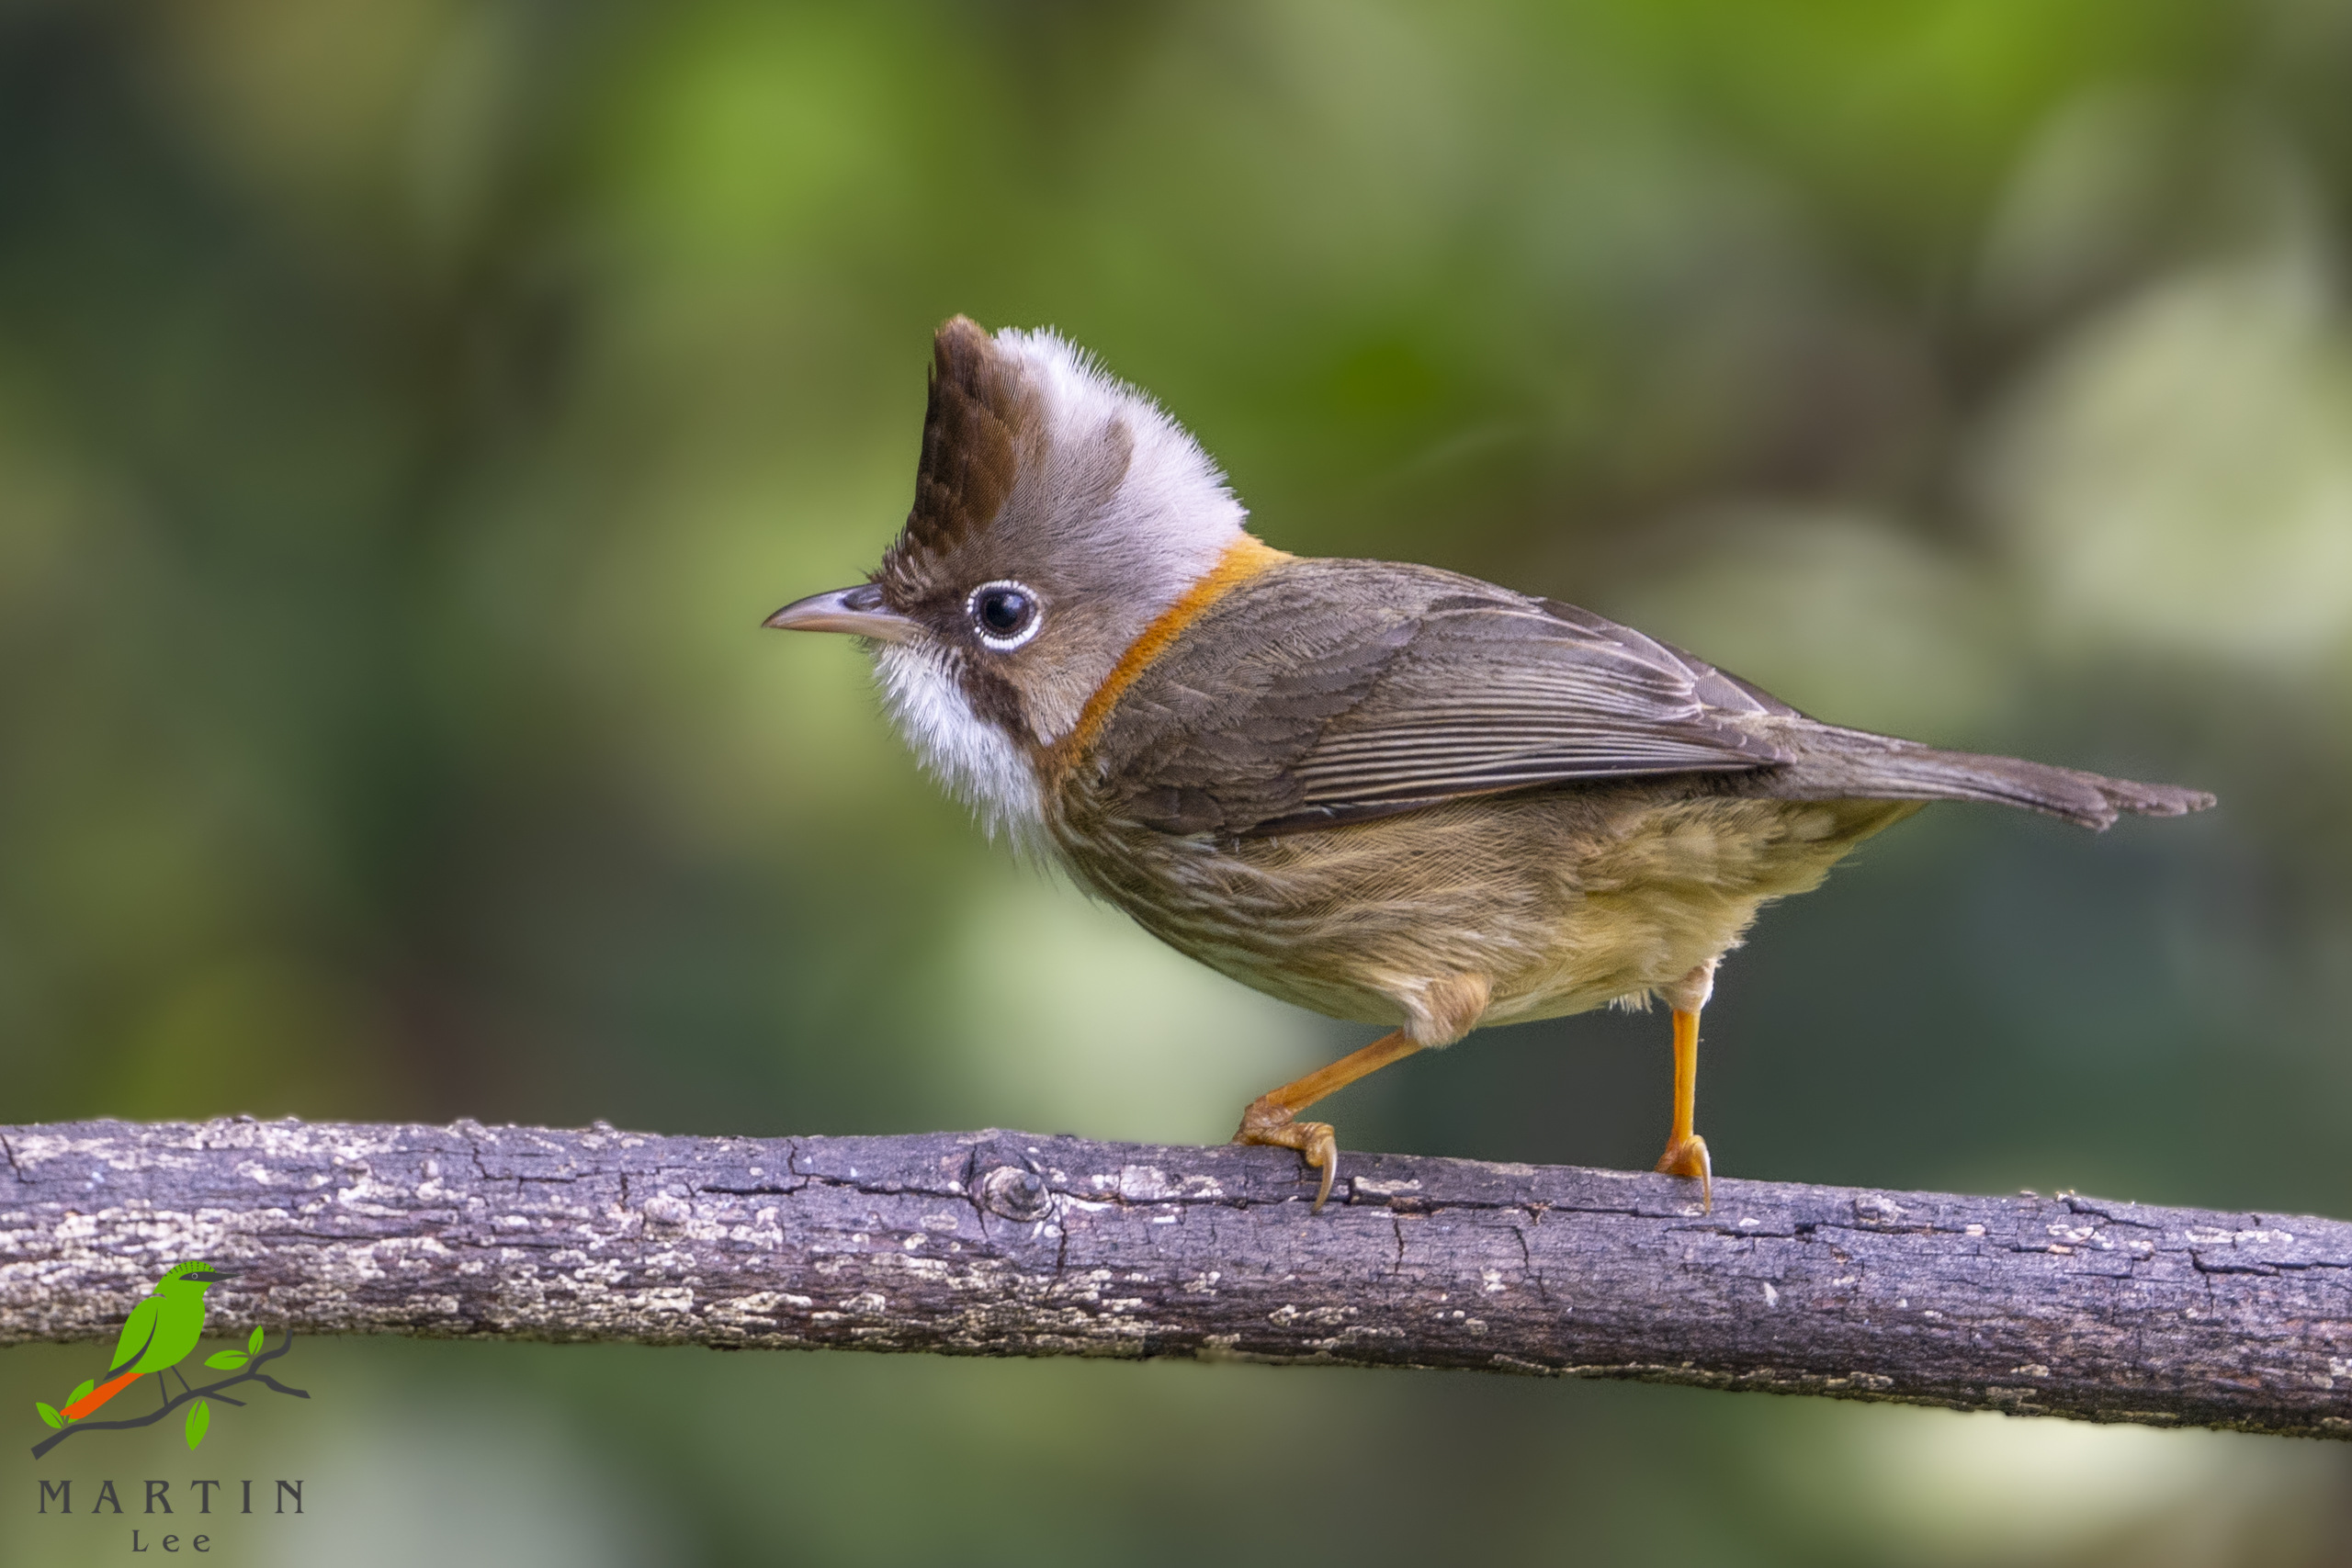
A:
[
  {"left": 763, "top": 584, "right": 918, "bottom": 644},
  {"left": 187, "top": 1269, "right": 230, "bottom": 1283}
]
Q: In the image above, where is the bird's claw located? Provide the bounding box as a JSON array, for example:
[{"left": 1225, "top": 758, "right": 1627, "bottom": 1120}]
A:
[
  {"left": 1655, "top": 1133, "right": 1713, "bottom": 1213},
  {"left": 1233, "top": 1098, "right": 1340, "bottom": 1213}
]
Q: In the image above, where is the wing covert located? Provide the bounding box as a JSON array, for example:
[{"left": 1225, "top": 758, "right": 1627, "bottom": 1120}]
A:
[
  {"left": 110, "top": 1298, "right": 163, "bottom": 1374},
  {"left": 1080, "top": 558, "right": 1792, "bottom": 837}
]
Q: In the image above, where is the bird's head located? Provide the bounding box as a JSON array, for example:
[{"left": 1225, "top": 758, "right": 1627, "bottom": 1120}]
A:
[
  {"left": 766, "top": 316, "right": 1251, "bottom": 842},
  {"left": 157, "top": 1261, "right": 229, "bottom": 1293}
]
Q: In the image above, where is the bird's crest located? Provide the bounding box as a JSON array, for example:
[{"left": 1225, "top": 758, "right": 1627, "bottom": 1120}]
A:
[{"left": 896, "top": 316, "right": 1036, "bottom": 564}]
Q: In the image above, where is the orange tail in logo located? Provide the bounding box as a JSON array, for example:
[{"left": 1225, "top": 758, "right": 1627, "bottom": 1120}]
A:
[{"left": 61, "top": 1366, "right": 142, "bottom": 1420}]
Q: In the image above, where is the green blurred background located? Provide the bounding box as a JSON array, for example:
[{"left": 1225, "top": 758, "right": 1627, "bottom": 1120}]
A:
[{"left": 5, "top": 0, "right": 2351, "bottom": 1562}]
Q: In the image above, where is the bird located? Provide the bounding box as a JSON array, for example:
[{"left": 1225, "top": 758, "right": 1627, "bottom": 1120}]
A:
[
  {"left": 59, "top": 1261, "right": 229, "bottom": 1419},
  {"left": 766, "top": 316, "right": 2214, "bottom": 1213}
]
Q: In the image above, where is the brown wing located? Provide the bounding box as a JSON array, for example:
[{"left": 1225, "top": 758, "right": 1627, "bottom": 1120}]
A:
[{"left": 1080, "top": 558, "right": 1795, "bottom": 838}]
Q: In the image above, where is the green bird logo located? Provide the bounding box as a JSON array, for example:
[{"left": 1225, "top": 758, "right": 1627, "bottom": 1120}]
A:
[
  {"left": 59, "top": 1261, "right": 231, "bottom": 1420},
  {"left": 33, "top": 1258, "right": 310, "bottom": 1459}
]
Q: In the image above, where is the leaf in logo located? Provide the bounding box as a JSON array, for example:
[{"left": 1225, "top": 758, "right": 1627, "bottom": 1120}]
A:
[
  {"left": 36, "top": 1402, "right": 62, "bottom": 1429},
  {"left": 67, "top": 1379, "right": 94, "bottom": 1410},
  {"left": 248, "top": 1326, "right": 265, "bottom": 1354},
  {"left": 186, "top": 1401, "right": 209, "bottom": 1450},
  {"left": 203, "top": 1350, "right": 248, "bottom": 1371}
]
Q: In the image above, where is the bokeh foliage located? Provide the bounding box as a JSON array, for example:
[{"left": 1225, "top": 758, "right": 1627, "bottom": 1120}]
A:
[{"left": 5, "top": 0, "right": 2351, "bottom": 1563}]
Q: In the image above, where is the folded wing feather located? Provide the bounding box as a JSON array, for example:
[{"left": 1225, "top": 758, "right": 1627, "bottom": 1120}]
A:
[
  {"left": 1085, "top": 560, "right": 1789, "bottom": 837},
  {"left": 1082, "top": 557, "right": 2211, "bottom": 840}
]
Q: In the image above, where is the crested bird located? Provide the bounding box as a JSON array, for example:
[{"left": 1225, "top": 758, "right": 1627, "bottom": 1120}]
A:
[
  {"left": 60, "top": 1261, "right": 229, "bottom": 1419},
  {"left": 767, "top": 317, "right": 2214, "bottom": 1212}
]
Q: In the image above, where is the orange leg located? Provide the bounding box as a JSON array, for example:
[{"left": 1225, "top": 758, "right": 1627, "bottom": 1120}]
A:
[
  {"left": 1234, "top": 1029, "right": 1423, "bottom": 1213},
  {"left": 1654, "top": 1006, "right": 1713, "bottom": 1211}
]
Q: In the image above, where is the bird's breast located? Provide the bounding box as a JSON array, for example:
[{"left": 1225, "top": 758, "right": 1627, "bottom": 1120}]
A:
[{"left": 1049, "top": 784, "right": 1915, "bottom": 1030}]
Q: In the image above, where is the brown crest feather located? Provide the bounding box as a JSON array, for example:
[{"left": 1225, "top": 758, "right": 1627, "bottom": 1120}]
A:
[{"left": 899, "top": 317, "right": 1031, "bottom": 563}]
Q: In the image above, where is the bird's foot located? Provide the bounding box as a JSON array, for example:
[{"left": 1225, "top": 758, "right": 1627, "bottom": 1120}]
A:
[
  {"left": 1233, "top": 1096, "right": 1340, "bottom": 1213},
  {"left": 1655, "top": 1133, "right": 1713, "bottom": 1213}
]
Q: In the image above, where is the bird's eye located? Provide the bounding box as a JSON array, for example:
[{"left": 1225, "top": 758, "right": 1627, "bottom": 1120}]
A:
[{"left": 968, "top": 581, "right": 1042, "bottom": 651}]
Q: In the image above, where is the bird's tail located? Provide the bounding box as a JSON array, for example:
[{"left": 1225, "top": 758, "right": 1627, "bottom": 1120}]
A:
[
  {"left": 1779, "top": 728, "right": 2215, "bottom": 830},
  {"left": 61, "top": 1365, "right": 142, "bottom": 1420}
]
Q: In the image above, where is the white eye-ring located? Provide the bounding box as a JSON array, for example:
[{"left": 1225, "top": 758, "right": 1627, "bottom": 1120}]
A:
[{"left": 967, "top": 580, "right": 1044, "bottom": 651}]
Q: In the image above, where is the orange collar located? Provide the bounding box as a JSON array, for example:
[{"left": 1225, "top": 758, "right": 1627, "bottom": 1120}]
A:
[{"left": 1052, "top": 534, "right": 1292, "bottom": 767}]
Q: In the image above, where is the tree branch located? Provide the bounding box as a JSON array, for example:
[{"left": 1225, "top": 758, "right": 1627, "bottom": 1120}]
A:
[{"left": 3, "top": 1119, "right": 2346, "bottom": 1438}]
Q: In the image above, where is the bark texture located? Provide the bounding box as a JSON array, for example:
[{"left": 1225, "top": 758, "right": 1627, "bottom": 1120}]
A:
[{"left": 3, "top": 1118, "right": 2347, "bottom": 1437}]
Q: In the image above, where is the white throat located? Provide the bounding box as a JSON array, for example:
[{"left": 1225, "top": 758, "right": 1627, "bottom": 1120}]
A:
[{"left": 873, "top": 639, "right": 1046, "bottom": 850}]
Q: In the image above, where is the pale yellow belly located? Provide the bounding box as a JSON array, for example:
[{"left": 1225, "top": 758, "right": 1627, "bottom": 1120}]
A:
[{"left": 1057, "top": 785, "right": 1920, "bottom": 1042}]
